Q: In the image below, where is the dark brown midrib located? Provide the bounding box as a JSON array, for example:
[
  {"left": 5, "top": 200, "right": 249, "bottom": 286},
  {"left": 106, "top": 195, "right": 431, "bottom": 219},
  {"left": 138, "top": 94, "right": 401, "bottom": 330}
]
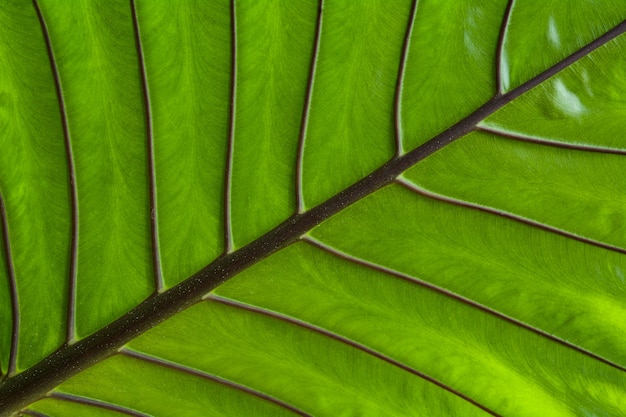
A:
[{"left": 1, "top": 6, "right": 624, "bottom": 417}]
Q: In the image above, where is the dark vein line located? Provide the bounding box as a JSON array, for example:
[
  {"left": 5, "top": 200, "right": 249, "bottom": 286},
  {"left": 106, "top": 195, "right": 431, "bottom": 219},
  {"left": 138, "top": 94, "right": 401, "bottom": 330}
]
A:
[
  {"left": 131, "top": 0, "right": 163, "bottom": 293},
  {"left": 495, "top": 0, "right": 514, "bottom": 95},
  {"left": 224, "top": 0, "right": 238, "bottom": 253},
  {"left": 2, "top": 20, "right": 625, "bottom": 416},
  {"left": 33, "top": 0, "right": 80, "bottom": 344},
  {"left": 49, "top": 392, "right": 149, "bottom": 417},
  {"left": 0, "top": 195, "right": 18, "bottom": 377},
  {"left": 397, "top": 177, "right": 626, "bottom": 256},
  {"left": 20, "top": 411, "right": 49, "bottom": 417},
  {"left": 0, "top": 197, "right": 3, "bottom": 382},
  {"left": 393, "top": 0, "right": 418, "bottom": 156},
  {"left": 303, "top": 235, "right": 626, "bottom": 373},
  {"left": 478, "top": 125, "right": 626, "bottom": 155},
  {"left": 387, "top": 18, "right": 626, "bottom": 176},
  {"left": 208, "top": 295, "right": 502, "bottom": 417},
  {"left": 296, "top": 0, "right": 323, "bottom": 213},
  {"left": 120, "top": 348, "right": 312, "bottom": 417}
]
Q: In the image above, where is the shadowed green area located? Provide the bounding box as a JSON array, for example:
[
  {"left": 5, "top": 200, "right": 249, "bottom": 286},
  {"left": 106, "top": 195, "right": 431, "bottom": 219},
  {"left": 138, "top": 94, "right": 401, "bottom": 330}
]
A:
[
  {"left": 0, "top": 0, "right": 69, "bottom": 371},
  {"left": 0, "top": 206, "right": 9, "bottom": 375},
  {"left": 50, "top": 354, "right": 297, "bottom": 417},
  {"left": 32, "top": 398, "right": 132, "bottom": 417}
]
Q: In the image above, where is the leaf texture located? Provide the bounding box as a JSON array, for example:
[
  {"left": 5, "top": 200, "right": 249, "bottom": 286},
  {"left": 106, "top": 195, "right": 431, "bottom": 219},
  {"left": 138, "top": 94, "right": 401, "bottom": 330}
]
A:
[{"left": 1, "top": 0, "right": 626, "bottom": 416}]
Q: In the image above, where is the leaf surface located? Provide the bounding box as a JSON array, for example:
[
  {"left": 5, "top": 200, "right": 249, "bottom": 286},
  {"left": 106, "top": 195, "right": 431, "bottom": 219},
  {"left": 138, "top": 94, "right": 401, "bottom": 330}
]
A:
[{"left": 1, "top": 1, "right": 626, "bottom": 416}]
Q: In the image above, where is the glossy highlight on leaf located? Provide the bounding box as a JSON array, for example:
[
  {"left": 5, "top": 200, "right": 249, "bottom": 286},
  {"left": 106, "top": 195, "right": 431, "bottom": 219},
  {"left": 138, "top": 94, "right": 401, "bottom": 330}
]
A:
[{"left": 1, "top": 1, "right": 626, "bottom": 416}]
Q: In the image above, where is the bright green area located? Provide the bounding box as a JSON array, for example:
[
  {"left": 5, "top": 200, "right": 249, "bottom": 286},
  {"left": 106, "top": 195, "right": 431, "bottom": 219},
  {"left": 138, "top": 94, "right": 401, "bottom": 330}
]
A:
[
  {"left": 54, "top": 353, "right": 295, "bottom": 417},
  {"left": 216, "top": 242, "right": 626, "bottom": 416},
  {"left": 38, "top": 0, "right": 153, "bottom": 338},
  {"left": 484, "top": 35, "right": 626, "bottom": 150},
  {"left": 229, "top": 0, "right": 317, "bottom": 248},
  {"left": 311, "top": 185, "right": 626, "bottom": 368},
  {"left": 128, "top": 301, "right": 489, "bottom": 417},
  {"left": 500, "top": 0, "right": 626, "bottom": 91},
  {"left": 405, "top": 131, "right": 626, "bottom": 249},
  {"left": 32, "top": 398, "right": 130, "bottom": 417},
  {"left": 0, "top": 0, "right": 70, "bottom": 371},
  {"left": 135, "top": 0, "right": 230, "bottom": 286},
  {"left": 301, "top": 0, "right": 410, "bottom": 208},
  {"left": 399, "top": 0, "right": 505, "bottom": 151}
]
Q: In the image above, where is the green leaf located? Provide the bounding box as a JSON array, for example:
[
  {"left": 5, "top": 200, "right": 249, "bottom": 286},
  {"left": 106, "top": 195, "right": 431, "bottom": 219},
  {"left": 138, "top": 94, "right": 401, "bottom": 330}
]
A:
[{"left": 1, "top": 0, "right": 626, "bottom": 416}]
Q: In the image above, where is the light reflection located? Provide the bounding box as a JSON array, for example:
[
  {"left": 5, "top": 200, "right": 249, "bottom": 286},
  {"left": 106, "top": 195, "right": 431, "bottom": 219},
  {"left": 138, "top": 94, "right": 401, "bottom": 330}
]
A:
[
  {"left": 553, "top": 79, "right": 586, "bottom": 116},
  {"left": 548, "top": 16, "right": 561, "bottom": 47}
]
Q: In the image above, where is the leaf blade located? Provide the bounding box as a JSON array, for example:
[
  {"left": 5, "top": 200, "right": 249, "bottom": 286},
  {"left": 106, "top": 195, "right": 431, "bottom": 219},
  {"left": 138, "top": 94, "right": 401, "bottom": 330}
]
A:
[{"left": 1, "top": 2, "right": 626, "bottom": 416}]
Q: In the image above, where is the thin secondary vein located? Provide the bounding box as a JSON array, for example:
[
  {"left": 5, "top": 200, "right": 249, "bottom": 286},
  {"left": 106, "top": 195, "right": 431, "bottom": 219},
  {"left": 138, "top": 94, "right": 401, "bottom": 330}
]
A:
[
  {"left": 131, "top": 0, "right": 163, "bottom": 293},
  {"left": 120, "top": 348, "right": 313, "bottom": 417},
  {"left": 495, "top": 0, "right": 515, "bottom": 95},
  {"left": 33, "top": 0, "right": 79, "bottom": 344},
  {"left": 393, "top": 0, "right": 418, "bottom": 156},
  {"left": 208, "top": 294, "right": 503, "bottom": 417},
  {"left": 303, "top": 235, "right": 626, "bottom": 374},
  {"left": 20, "top": 411, "right": 50, "bottom": 417},
  {"left": 49, "top": 392, "right": 149, "bottom": 417},
  {"left": 1, "top": 19, "right": 625, "bottom": 416},
  {"left": 0, "top": 195, "right": 18, "bottom": 376},
  {"left": 397, "top": 177, "right": 626, "bottom": 256},
  {"left": 224, "top": 0, "right": 238, "bottom": 253},
  {"left": 296, "top": 0, "right": 324, "bottom": 214},
  {"left": 387, "top": 19, "right": 626, "bottom": 180},
  {"left": 478, "top": 126, "right": 626, "bottom": 155}
]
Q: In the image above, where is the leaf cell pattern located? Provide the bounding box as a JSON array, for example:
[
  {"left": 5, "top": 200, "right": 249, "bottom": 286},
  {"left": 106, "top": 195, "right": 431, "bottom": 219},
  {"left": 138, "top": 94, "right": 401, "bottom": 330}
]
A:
[{"left": 1, "top": 0, "right": 626, "bottom": 416}]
